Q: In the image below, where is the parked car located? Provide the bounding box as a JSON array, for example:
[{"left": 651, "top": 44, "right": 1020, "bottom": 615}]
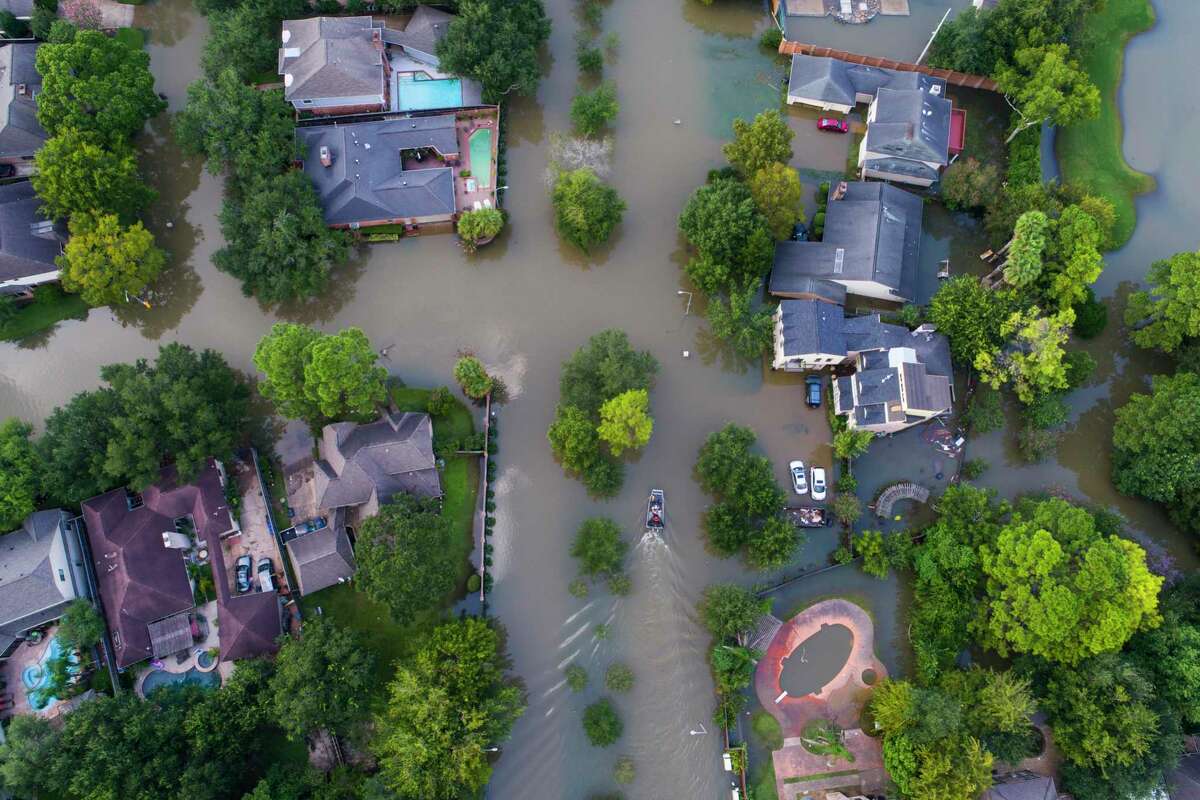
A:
[
  {"left": 790, "top": 222, "right": 808, "bottom": 242},
  {"left": 789, "top": 460, "right": 808, "bottom": 495},
  {"left": 805, "top": 375, "right": 823, "bottom": 408},
  {"left": 257, "top": 558, "right": 275, "bottom": 593},
  {"left": 810, "top": 467, "right": 827, "bottom": 501},
  {"left": 817, "top": 117, "right": 849, "bottom": 133},
  {"left": 235, "top": 555, "right": 253, "bottom": 593},
  {"left": 0, "top": 164, "right": 15, "bottom": 178}
]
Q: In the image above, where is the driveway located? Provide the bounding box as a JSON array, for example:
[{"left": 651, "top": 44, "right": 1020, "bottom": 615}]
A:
[{"left": 222, "top": 456, "right": 290, "bottom": 597}]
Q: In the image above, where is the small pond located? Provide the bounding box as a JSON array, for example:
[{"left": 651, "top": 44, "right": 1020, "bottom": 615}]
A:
[{"left": 780, "top": 623, "right": 853, "bottom": 698}]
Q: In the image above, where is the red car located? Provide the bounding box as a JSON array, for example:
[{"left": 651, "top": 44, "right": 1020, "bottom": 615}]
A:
[{"left": 817, "top": 117, "right": 849, "bottom": 133}]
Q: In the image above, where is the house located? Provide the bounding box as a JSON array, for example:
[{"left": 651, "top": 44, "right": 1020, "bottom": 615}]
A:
[
  {"left": 279, "top": 16, "right": 388, "bottom": 115},
  {"left": 0, "top": 510, "right": 89, "bottom": 658},
  {"left": 81, "top": 460, "right": 280, "bottom": 669},
  {"left": 380, "top": 5, "right": 454, "bottom": 67},
  {"left": 983, "top": 772, "right": 1063, "bottom": 800},
  {"left": 786, "top": 54, "right": 963, "bottom": 186},
  {"left": 770, "top": 181, "right": 923, "bottom": 304},
  {"left": 0, "top": 42, "right": 47, "bottom": 165},
  {"left": 284, "top": 514, "right": 356, "bottom": 596},
  {"left": 297, "top": 114, "right": 459, "bottom": 228},
  {"left": 0, "top": 180, "right": 63, "bottom": 295}
]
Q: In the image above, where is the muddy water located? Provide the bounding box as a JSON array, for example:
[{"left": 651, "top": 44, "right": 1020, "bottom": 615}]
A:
[
  {"left": 779, "top": 623, "right": 853, "bottom": 697},
  {"left": 0, "top": 0, "right": 1195, "bottom": 796}
]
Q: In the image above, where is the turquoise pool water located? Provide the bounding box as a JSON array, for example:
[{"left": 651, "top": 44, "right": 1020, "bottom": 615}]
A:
[
  {"left": 21, "top": 636, "right": 73, "bottom": 711},
  {"left": 468, "top": 128, "right": 493, "bottom": 189},
  {"left": 397, "top": 77, "right": 463, "bottom": 111},
  {"left": 141, "top": 666, "right": 221, "bottom": 696}
]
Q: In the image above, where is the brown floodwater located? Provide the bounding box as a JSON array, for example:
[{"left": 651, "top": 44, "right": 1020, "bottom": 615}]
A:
[{"left": 0, "top": 0, "right": 1194, "bottom": 795}]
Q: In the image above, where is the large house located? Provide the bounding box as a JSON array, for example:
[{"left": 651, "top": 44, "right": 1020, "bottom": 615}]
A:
[
  {"left": 0, "top": 180, "right": 63, "bottom": 295},
  {"left": 773, "top": 299, "right": 953, "bottom": 434},
  {"left": 770, "top": 181, "right": 923, "bottom": 304},
  {"left": 279, "top": 16, "right": 388, "bottom": 115},
  {"left": 786, "top": 55, "right": 965, "bottom": 186},
  {"left": 297, "top": 115, "right": 459, "bottom": 228},
  {"left": 0, "top": 42, "right": 46, "bottom": 166},
  {"left": 283, "top": 411, "right": 440, "bottom": 596},
  {"left": 82, "top": 461, "right": 281, "bottom": 669},
  {"left": 0, "top": 510, "right": 89, "bottom": 658}
]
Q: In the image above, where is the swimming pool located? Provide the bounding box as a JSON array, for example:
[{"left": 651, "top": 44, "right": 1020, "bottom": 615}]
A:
[
  {"left": 141, "top": 665, "right": 222, "bottom": 696},
  {"left": 468, "top": 128, "right": 493, "bottom": 189},
  {"left": 21, "top": 636, "right": 74, "bottom": 711},
  {"left": 396, "top": 77, "right": 463, "bottom": 111}
]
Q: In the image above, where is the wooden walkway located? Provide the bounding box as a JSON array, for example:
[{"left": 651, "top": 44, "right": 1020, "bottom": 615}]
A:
[
  {"left": 874, "top": 482, "right": 930, "bottom": 517},
  {"left": 778, "top": 39, "right": 999, "bottom": 91}
]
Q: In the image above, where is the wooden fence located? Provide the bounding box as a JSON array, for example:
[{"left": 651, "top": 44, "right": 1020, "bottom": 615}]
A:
[{"left": 778, "top": 39, "right": 999, "bottom": 91}]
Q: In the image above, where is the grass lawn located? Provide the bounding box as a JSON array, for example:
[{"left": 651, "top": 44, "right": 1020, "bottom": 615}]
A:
[
  {"left": 114, "top": 27, "right": 146, "bottom": 49},
  {"left": 1056, "top": 0, "right": 1157, "bottom": 248},
  {"left": 751, "top": 710, "right": 784, "bottom": 751},
  {"left": 0, "top": 292, "right": 88, "bottom": 342},
  {"left": 751, "top": 754, "right": 779, "bottom": 800}
]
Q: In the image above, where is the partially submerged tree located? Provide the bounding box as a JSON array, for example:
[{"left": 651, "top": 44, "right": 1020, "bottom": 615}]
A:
[
  {"left": 975, "top": 306, "right": 1074, "bottom": 403},
  {"left": 570, "top": 82, "right": 619, "bottom": 137},
  {"left": 1125, "top": 250, "right": 1200, "bottom": 353},
  {"left": 570, "top": 517, "right": 628, "bottom": 578},
  {"left": 996, "top": 44, "right": 1100, "bottom": 143},
  {"left": 0, "top": 418, "right": 39, "bottom": 531},
  {"left": 723, "top": 109, "right": 793, "bottom": 176},
  {"left": 58, "top": 214, "right": 166, "bottom": 307},
  {"left": 596, "top": 388, "right": 653, "bottom": 455},
  {"left": 552, "top": 168, "right": 625, "bottom": 253},
  {"left": 453, "top": 355, "right": 495, "bottom": 400},
  {"left": 435, "top": 0, "right": 551, "bottom": 102},
  {"left": 457, "top": 208, "right": 504, "bottom": 252},
  {"left": 32, "top": 131, "right": 155, "bottom": 223}
]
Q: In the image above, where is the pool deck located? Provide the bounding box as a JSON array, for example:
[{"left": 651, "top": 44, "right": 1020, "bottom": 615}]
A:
[
  {"left": 135, "top": 600, "right": 223, "bottom": 698},
  {"left": 0, "top": 628, "right": 57, "bottom": 718},
  {"left": 454, "top": 111, "right": 499, "bottom": 215}
]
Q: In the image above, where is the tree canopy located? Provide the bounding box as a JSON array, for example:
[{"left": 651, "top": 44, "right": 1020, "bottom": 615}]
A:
[
  {"left": 373, "top": 618, "right": 525, "bottom": 799},
  {"left": 457, "top": 208, "right": 504, "bottom": 252},
  {"left": 928, "top": 276, "right": 1016, "bottom": 366},
  {"left": 748, "top": 162, "right": 804, "bottom": 241},
  {"left": 355, "top": 494, "right": 458, "bottom": 625},
  {"left": 570, "top": 82, "right": 619, "bottom": 137},
  {"left": 435, "top": 0, "right": 551, "bottom": 102},
  {"left": 596, "top": 388, "right": 653, "bottom": 455},
  {"left": 201, "top": 0, "right": 304, "bottom": 83},
  {"left": 679, "top": 178, "right": 773, "bottom": 295},
  {"left": 582, "top": 698, "right": 623, "bottom": 746},
  {"left": 56, "top": 599, "right": 106, "bottom": 651},
  {"left": 559, "top": 329, "right": 658, "bottom": 416},
  {"left": 551, "top": 168, "right": 625, "bottom": 253},
  {"left": 1125, "top": 250, "right": 1200, "bottom": 353},
  {"left": 698, "top": 583, "right": 769, "bottom": 641},
  {"left": 32, "top": 131, "right": 155, "bottom": 223},
  {"left": 996, "top": 44, "right": 1099, "bottom": 142},
  {"left": 453, "top": 355, "right": 495, "bottom": 400},
  {"left": 0, "top": 418, "right": 39, "bottom": 531},
  {"left": 570, "top": 517, "right": 628, "bottom": 578},
  {"left": 975, "top": 306, "right": 1074, "bottom": 403},
  {"left": 723, "top": 109, "right": 793, "bottom": 177},
  {"left": 271, "top": 620, "right": 376, "bottom": 739},
  {"left": 58, "top": 214, "right": 166, "bottom": 307}
]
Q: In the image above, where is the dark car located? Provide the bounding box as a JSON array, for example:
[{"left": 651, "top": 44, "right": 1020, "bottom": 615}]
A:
[
  {"left": 235, "top": 555, "right": 253, "bottom": 593},
  {"left": 817, "top": 117, "right": 849, "bottom": 133},
  {"left": 0, "top": 165, "right": 14, "bottom": 179},
  {"left": 805, "top": 375, "right": 822, "bottom": 408},
  {"left": 790, "top": 222, "right": 808, "bottom": 242}
]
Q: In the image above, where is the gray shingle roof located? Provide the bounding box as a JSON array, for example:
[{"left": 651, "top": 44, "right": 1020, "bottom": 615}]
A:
[
  {"left": 381, "top": 5, "right": 454, "bottom": 64},
  {"left": 0, "top": 42, "right": 46, "bottom": 159},
  {"left": 0, "top": 180, "right": 62, "bottom": 286},
  {"left": 865, "top": 85, "right": 952, "bottom": 166},
  {"left": 279, "top": 16, "right": 384, "bottom": 103},
  {"left": 787, "top": 54, "right": 939, "bottom": 107},
  {"left": 286, "top": 523, "right": 356, "bottom": 596},
  {"left": 298, "top": 116, "right": 458, "bottom": 225},
  {"left": 985, "top": 774, "right": 1058, "bottom": 800},
  {"left": 314, "top": 411, "right": 442, "bottom": 512},
  {"left": 0, "top": 510, "right": 77, "bottom": 637},
  {"left": 777, "top": 299, "right": 847, "bottom": 358},
  {"left": 855, "top": 367, "right": 902, "bottom": 406},
  {"left": 770, "top": 181, "right": 923, "bottom": 302}
]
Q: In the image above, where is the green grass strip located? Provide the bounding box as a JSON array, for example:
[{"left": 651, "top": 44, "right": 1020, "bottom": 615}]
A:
[
  {"left": 782, "top": 769, "right": 860, "bottom": 784},
  {"left": 1056, "top": 0, "right": 1156, "bottom": 248},
  {"left": 0, "top": 293, "right": 88, "bottom": 342}
]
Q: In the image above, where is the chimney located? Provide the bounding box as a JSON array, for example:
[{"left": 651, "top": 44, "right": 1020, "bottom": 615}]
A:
[
  {"left": 832, "top": 181, "right": 848, "bottom": 201},
  {"left": 162, "top": 530, "right": 192, "bottom": 550},
  {"left": 372, "top": 29, "right": 382, "bottom": 51},
  {"left": 320, "top": 145, "right": 332, "bottom": 167}
]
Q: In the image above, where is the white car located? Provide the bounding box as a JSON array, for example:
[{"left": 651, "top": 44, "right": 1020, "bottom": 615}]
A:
[
  {"left": 810, "top": 467, "right": 827, "bottom": 501},
  {"left": 789, "top": 460, "right": 808, "bottom": 495}
]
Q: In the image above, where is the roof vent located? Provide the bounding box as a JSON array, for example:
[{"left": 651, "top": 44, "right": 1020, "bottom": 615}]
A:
[
  {"left": 284, "top": 73, "right": 294, "bottom": 87},
  {"left": 364, "top": 142, "right": 371, "bottom": 149},
  {"left": 281, "top": 29, "right": 291, "bottom": 44},
  {"left": 283, "top": 47, "right": 300, "bottom": 58},
  {"left": 833, "top": 248, "right": 845, "bottom": 274},
  {"left": 929, "top": 84, "right": 942, "bottom": 96}
]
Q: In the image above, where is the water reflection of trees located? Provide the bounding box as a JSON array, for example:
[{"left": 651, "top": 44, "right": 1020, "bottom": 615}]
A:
[
  {"left": 133, "top": 0, "right": 195, "bottom": 49},
  {"left": 268, "top": 249, "right": 368, "bottom": 325}
]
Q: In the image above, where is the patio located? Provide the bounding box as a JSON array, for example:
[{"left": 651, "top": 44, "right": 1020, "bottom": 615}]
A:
[
  {"left": 454, "top": 110, "right": 499, "bottom": 214},
  {"left": 0, "top": 627, "right": 58, "bottom": 718}
]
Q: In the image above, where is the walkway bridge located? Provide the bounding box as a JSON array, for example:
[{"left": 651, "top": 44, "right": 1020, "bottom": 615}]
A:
[{"left": 874, "top": 482, "right": 930, "bottom": 518}]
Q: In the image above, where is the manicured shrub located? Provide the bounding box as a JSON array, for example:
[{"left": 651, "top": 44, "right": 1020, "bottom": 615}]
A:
[
  {"left": 582, "top": 699, "right": 623, "bottom": 746},
  {"left": 759, "top": 27, "right": 782, "bottom": 50},
  {"left": 467, "top": 574, "right": 481, "bottom": 593},
  {"left": 565, "top": 664, "right": 588, "bottom": 691},
  {"left": 605, "top": 663, "right": 634, "bottom": 693}
]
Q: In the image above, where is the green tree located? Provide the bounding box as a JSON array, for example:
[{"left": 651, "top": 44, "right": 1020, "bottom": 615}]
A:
[
  {"left": 271, "top": 620, "right": 376, "bottom": 738},
  {"left": 570, "top": 81, "right": 618, "bottom": 137},
  {"left": 605, "top": 663, "right": 634, "bottom": 693},
  {"left": 201, "top": 0, "right": 304, "bottom": 82},
  {"left": 565, "top": 664, "right": 588, "bottom": 691},
  {"left": 355, "top": 494, "right": 457, "bottom": 624},
  {"left": 1125, "top": 250, "right": 1200, "bottom": 353},
  {"left": 252, "top": 322, "right": 323, "bottom": 422},
  {"left": 435, "top": 0, "right": 551, "bottom": 102},
  {"left": 1002, "top": 210, "right": 1049, "bottom": 288},
  {"left": 214, "top": 170, "right": 350, "bottom": 303},
  {"left": 723, "top": 109, "right": 793, "bottom": 176},
  {"left": 374, "top": 617, "right": 525, "bottom": 799},
  {"left": 35, "top": 29, "right": 165, "bottom": 142},
  {"left": 833, "top": 427, "right": 874, "bottom": 463},
  {"left": 1042, "top": 204, "right": 1103, "bottom": 309},
  {"left": 1112, "top": 371, "right": 1200, "bottom": 533},
  {"left": 855, "top": 530, "right": 888, "bottom": 578},
  {"left": 939, "top": 157, "right": 1001, "bottom": 212},
  {"left": 582, "top": 698, "right": 623, "bottom": 746},
  {"left": 695, "top": 424, "right": 783, "bottom": 518},
  {"left": 597, "top": 388, "right": 653, "bottom": 455},
  {"left": 552, "top": 168, "right": 625, "bottom": 253},
  {"left": 831, "top": 492, "right": 862, "bottom": 527},
  {"left": 706, "top": 281, "right": 774, "bottom": 360},
  {"left": 32, "top": 130, "right": 155, "bottom": 222},
  {"left": 560, "top": 329, "right": 658, "bottom": 416},
  {"left": 0, "top": 714, "right": 57, "bottom": 799},
  {"left": 963, "top": 385, "right": 1004, "bottom": 434},
  {"left": 453, "top": 355, "right": 495, "bottom": 400},
  {"left": 997, "top": 44, "right": 1100, "bottom": 143},
  {"left": 548, "top": 404, "right": 603, "bottom": 474},
  {"left": 748, "top": 162, "right": 804, "bottom": 240},
  {"left": 928, "top": 276, "right": 1015, "bottom": 366},
  {"left": 302, "top": 327, "right": 389, "bottom": 420},
  {"left": 975, "top": 306, "right": 1074, "bottom": 403},
  {"left": 570, "top": 517, "right": 628, "bottom": 578},
  {"left": 976, "top": 498, "right": 1162, "bottom": 664},
  {"left": 37, "top": 389, "right": 121, "bottom": 505},
  {"left": 679, "top": 178, "right": 773, "bottom": 294},
  {"left": 457, "top": 208, "right": 504, "bottom": 252},
  {"left": 56, "top": 599, "right": 105, "bottom": 650},
  {"left": 58, "top": 214, "right": 165, "bottom": 307},
  {"left": 710, "top": 644, "right": 757, "bottom": 693},
  {"left": 0, "top": 418, "right": 39, "bottom": 531},
  {"left": 905, "top": 734, "right": 994, "bottom": 800},
  {"left": 174, "top": 67, "right": 297, "bottom": 183},
  {"left": 698, "top": 583, "right": 769, "bottom": 641},
  {"left": 745, "top": 515, "right": 799, "bottom": 570}
]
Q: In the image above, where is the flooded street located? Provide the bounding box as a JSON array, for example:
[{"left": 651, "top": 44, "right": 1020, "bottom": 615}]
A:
[{"left": 0, "top": 0, "right": 1197, "bottom": 795}]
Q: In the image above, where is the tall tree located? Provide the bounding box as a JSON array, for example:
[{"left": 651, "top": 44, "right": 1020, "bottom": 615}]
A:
[
  {"left": 1041, "top": 204, "right": 1104, "bottom": 309},
  {"left": 723, "top": 109, "right": 793, "bottom": 176},
  {"left": 301, "top": 327, "right": 389, "bottom": 421},
  {"left": 551, "top": 168, "right": 625, "bottom": 253},
  {"left": 453, "top": 355, "right": 495, "bottom": 400},
  {"left": 596, "top": 388, "right": 653, "bottom": 455},
  {"left": 56, "top": 599, "right": 106, "bottom": 650},
  {"left": 996, "top": 44, "right": 1100, "bottom": 143},
  {"left": 37, "top": 389, "right": 122, "bottom": 504},
  {"left": 570, "top": 517, "right": 628, "bottom": 578},
  {"left": 559, "top": 329, "right": 658, "bottom": 416},
  {"left": 374, "top": 618, "right": 525, "bottom": 799},
  {"left": 252, "top": 322, "right": 324, "bottom": 422},
  {"left": 58, "top": 214, "right": 166, "bottom": 307},
  {"left": 747, "top": 162, "right": 804, "bottom": 240},
  {"left": 975, "top": 306, "right": 1074, "bottom": 403},
  {"left": 0, "top": 715, "right": 57, "bottom": 799},
  {"left": 928, "top": 276, "right": 1015, "bottom": 365},
  {"left": 569, "top": 82, "right": 618, "bottom": 137},
  {"left": 35, "top": 29, "right": 165, "bottom": 142},
  {"left": 698, "top": 583, "right": 770, "bottom": 641},
  {"left": 679, "top": 178, "right": 773, "bottom": 294},
  {"left": 201, "top": 0, "right": 304, "bottom": 82},
  {"left": 435, "top": 0, "right": 551, "bottom": 102},
  {"left": 355, "top": 495, "right": 457, "bottom": 624},
  {"left": 1002, "top": 210, "right": 1049, "bottom": 288},
  {"left": 0, "top": 418, "right": 39, "bottom": 531},
  {"left": 1125, "top": 250, "right": 1200, "bottom": 353},
  {"left": 706, "top": 280, "right": 774, "bottom": 360},
  {"left": 32, "top": 131, "right": 155, "bottom": 222},
  {"left": 271, "top": 620, "right": 375, "bottom": 739}
]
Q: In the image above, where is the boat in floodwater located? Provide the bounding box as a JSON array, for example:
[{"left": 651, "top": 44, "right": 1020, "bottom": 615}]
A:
[{"left": 645, "top": 489, "right": 665, "bottom": 531}]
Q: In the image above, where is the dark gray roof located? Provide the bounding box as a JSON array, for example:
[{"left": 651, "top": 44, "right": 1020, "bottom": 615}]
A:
[
  {"left": 381, "top": 6, "right": 454, "bottom": 63},
  {"left": 0, "top": 180, "right": 61, "bottom": 286},
  {"left": 855, "top": 405, "right": 887, "bottom": 426},
  {"left": 778, "top": 299, "right": 847, "bottom": 358},
  {"left": 901, "top": 361, "right": 952, "bottom": 413},
  {"left": 286, "top": 523, "right": 356, "bottom": 596},
  {"left": 770, "top": 182, "right": 923, "bottom": 302},
  {"left": 787, "top": 54, "right": 941, "bottom": 107},
  {"left": 279, "top": 16, "right": 384, "bottom": 102},
  {"left": 984, "top": 773, "right": 1058, "bottom": 800},
  {"left": 0, "top": 510, "right": 77, "bottom": 636},
  {"left": 0, "top": 43, "right": 45, "bottom": 159},
  {"left": 0, "top": 0, "right": 32, "bottom": 18},
  {"left": 861, "top": 156, "right": 941, "bottom": 183},
  {"left": 314, "top": 411, "right": 442, "bottom": 510},
  {"left": 834, "top": 376, "right": 854, "bottom": 410},
  {"left": 865, "top": 85, "right": 952, "bottom": 166},
  {"left": 297, "top": 116, "right": 458, "bottom": 225},
  {"left": 147, "top": 611, "right": 192, "bottom": 658},
  {"left": 855, "top": 367, "right": 902, "bottom": 406}
]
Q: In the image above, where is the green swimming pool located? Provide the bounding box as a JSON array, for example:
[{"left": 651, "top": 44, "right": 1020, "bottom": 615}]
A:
[
  {"left": 396, "top": 77, "right": 463, "bottom": 112},
  {"left": 469, "top": 128, "right": 493, "bottom": 189}
]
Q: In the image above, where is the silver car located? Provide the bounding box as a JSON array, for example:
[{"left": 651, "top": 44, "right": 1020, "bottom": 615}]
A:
[
  {"left": 789, "top": 460, "right": 808, "bottom": 495},
  {"left": 810, "top": 467, "right": 827, "bottom": 501}
]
